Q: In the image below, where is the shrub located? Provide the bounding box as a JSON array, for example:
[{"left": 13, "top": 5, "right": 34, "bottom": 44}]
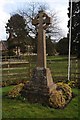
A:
[
  {"left": 56, "top": 82, "right": 72, "bottom": 102},
  {"left": 8, "top": 83, "right": 24, "bottom": 98},
  {"left": 68, "top": 80, "right": 80, "bottom": 89},
  {"left": 49, "top": 90, "right": 65, "bottom": 108},
  {"left": 2, "top": 79, "right": 28, "bottom": 87},
  {"left": 68, "top": 80, "right": 76, "bottom": 88},
  {"left": 49, "top": 82, "right": 72, "bottom": 108}
]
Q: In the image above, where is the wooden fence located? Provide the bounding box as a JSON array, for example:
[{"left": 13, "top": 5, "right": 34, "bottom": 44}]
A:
[
  {"left": 1, "top": 55, "right": 80, "bottom": 86},
  {"left": 2, "top": 55, "right": 35, "bottom": 86},
  {"left": 70, "top": 58, "right": 80, "bottom": 81}
]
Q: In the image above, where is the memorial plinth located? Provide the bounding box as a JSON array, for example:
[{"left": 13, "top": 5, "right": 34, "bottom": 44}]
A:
[
  {"left": 25, "top": 10, "right": 56, "bottom": 105},
  {"left": 25, "top": 68, "right": 56, "bottom": 105}
]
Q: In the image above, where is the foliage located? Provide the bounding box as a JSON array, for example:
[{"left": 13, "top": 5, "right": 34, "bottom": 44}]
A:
[
  {"left": 6, "top": 14, "right": 28, "bottom": 55},
  {"left": 49, "top": 90, "right": 66, "bottom": 108},
  {"left": 68, "top": 80, "right": 80, "bottom": 89},
  {"left": 19, "top": 2, "right": 62, "bottom": 39},
  {"left": 8, "top": 83, "right": 24, "bottom": 98},
  {"left": 2, "top": 79, "right": 27, "bottom": 87},
  {"left": 49, "top": 82, "right": 72, "bottom": 108},
  {"left": 18, "top": 2, "right": 62, "bottom": 53},
  {"left": 56, "top": 82, "right": 72, "bottom": 101},
  {"left": 46, "top": 36, "right": 55, "bottom": 56},
  {"left": 68, "top": 1, "right": 80, "bottom": 58},
  {"left": 56, "top": 37, "right": 69, "bottom": 55},
  {"left": 5, "top": 2, "right": 63, "bottom": 55},
  {"left": 68, "top": 80, "right": 77, "bottom": 88}
]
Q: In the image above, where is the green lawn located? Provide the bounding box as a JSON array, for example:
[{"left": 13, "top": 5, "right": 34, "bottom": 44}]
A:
[{"left": 1, "top": 86, "right": 80, "bottom": 119}]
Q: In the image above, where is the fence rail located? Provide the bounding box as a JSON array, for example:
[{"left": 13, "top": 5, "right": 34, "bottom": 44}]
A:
[{"left": 1, "top": 55, "right": 80, "bottom": 86}]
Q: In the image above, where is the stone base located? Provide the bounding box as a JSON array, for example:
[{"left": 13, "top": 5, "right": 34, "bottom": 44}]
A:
[{"left": 23, "top": 68, "right": 56, "bottom": 105}]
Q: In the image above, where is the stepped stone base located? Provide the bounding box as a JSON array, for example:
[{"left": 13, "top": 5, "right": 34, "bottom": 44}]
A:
[{"left": 23, "top": 68, "right": 56, "bottom": 105}]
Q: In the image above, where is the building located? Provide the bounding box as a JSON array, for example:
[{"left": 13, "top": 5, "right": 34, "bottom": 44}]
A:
[{"left": 0, "top": 41, "right": 8, "bottom": 56}]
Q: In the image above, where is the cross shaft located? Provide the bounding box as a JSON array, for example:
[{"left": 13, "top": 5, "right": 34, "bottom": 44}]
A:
[{"left": 32, "top": 11, "right": 51, "bottom": 68}]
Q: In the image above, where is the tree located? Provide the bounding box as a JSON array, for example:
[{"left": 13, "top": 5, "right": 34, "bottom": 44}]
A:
[
  {"left": 6, "top": 14, "right": 28, "bottom": 56},
  {"left": 67, "top": 1, "right": 80, "bottom": 58},
  {"left": 46, "top": 36, "right": 55, "bottom": 56},
  {"left": 6, "top": 2, "right": 63, "bottom": 56},
  {"left": 56, "top": 37, "right": 69, "bottom": 55},
  {"left": 18, "top": 2, "right": 62, "bottom": 53}
]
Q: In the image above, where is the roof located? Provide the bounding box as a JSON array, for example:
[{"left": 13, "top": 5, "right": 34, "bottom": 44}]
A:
[{"left": 0, "top": 41, "right": 8, "bottom": 51}]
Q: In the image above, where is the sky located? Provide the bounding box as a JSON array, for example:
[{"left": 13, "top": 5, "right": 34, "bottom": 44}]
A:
[{"left": 0, "top": 0, "right": 69, "bottom": 40}]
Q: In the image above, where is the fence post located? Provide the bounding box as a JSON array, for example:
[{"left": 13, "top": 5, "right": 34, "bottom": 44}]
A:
[
  {"left": 27, "top": 45, "right": 31, "bottom": 80},
  {"left": 75, "top": 59, "right": 78, "bottom": 81},
  {"left": 7, "top": 58, "right": 10, "bottom": 84},
  {"left": 78, "top": 59, "right": 80, "bottom": 87},
  {"left": 8, "top": 59, "right": 10, "bottom": 74},
  {"left": 69, "top": 59, "right": 71, "bottom": 81}
]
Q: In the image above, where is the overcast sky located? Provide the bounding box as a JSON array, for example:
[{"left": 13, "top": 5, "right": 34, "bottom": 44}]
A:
[{"left": 0, "top": 0, "right": 68, "bottom": 40}]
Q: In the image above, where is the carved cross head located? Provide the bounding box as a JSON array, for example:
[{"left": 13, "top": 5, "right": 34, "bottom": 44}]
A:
[{"left": 32, "top": 10, "right": 51, "bottom": 30}]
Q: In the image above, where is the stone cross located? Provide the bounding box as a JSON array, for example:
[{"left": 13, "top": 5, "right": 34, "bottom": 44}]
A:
[
  {"left": 32, "top": 10, "right": 51, "bottom": 68},
  {"left": 25, "top": 11, "right": 56, "bottom": 105}
]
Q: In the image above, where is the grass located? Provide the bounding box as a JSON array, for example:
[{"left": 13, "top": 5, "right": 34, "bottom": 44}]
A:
[
  {"left": 47, "top": 55, "right": 68, "bottom": 60},
  {"left": 1, "top": 86, "right": 80, "bottom": 119}
]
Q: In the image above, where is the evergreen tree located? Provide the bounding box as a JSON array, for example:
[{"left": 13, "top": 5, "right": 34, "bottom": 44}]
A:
[
  {"left": 67, "top": 1, "right": 80, "bottom": 58},
  {"left": 56, "top": 37, "right": 69, "bottom": 55},
  {"left": 46, "top": 36, "right": 55, "bottom": 56},
  {"left": 6, "top": 14, "right": 28, "bottom": 56}
]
